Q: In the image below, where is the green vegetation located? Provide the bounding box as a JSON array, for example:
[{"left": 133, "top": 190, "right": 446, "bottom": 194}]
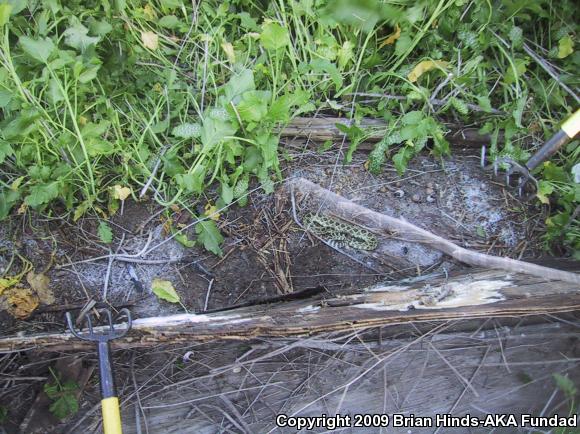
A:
[
  {"left": 44, "top": 367, "right": 79, "bottom": 420},
  {"left": 0, "top": 0, "right": 577, "bottom": 255}
]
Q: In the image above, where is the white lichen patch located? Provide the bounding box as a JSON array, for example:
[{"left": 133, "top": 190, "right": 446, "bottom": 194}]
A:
[
  {"left": 134, "top": 313, "right": 245, "bottom": 328},
  {"left": 354, "top": 279, "right": 511, "bottom": 311},
  {"left": 365, "top": 284, "right": 409, "bottom": 292},
  {"left": 297, "top": 305, "right": 321, "bottom": 314}
]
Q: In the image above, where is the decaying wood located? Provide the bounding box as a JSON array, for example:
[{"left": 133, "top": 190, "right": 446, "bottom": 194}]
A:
[
  {"left": 278, "top": 117, "right": 502, "bottom": 148},
  {"left": 0, "top": 269, "right": 578, "bottom": 353},
  {"left": 290, "top": 177, "right": 580, "bottom": 284}
]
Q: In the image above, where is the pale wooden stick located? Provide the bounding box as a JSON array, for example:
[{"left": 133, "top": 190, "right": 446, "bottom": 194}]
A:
[{"left": 289, "top": 177, "right": 580, "bottom": 284}]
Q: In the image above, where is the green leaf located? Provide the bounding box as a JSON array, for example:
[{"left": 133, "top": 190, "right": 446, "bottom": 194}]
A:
[
  {"left": 222, "top": 69, "right": 255, "bottom": 104},
  {"left": 78, "top": 64, "right": 101, "bottom": 83},
  {"left": 64, "top": 22, "right": 100, "bottom": 51},
  {"left": 0, "top": 3, "right": 13, "bottom": 26},
  {"left": 0, "top": 141, "right": 14, "bottom": 164},
  {"left": 172, "top": 122, "right": 201, "bottom": 139},
  {"left": 0, "top": 189, "right": 20, "bottom": 220},
  {"left": 25, "top": 181, "right": 60, "bottom": 207},
  {"left": 308, "top": 59, "right": 343, "bottom": 89},
  {"left": 221, "top": 182, "right": 234, "bottom": 204},
  {"left": 176, "top": 165, "right": 206, "bottom": 193},
  {"left": 19, "top": 36, "right": 55, "bottom": 63},
  {"left": 260, "top": 21, "right": 289, "bottom": 51},
  {"left": 159, "top": 15, "right": 180, "bottom": 29},
  {"left": 174, "top": 233, "right": 195, "bottom": 248},
  {"left": 200, "top": 113, "right": 236, "bottom": 150},
  {"left": 553, "top": 373, "right": 577, "bottom": 398},
  {"left": 151, "top": 278, "right": 180, "bottom": 303},
  {"left": 557, "top": 35, "right": 574, "bottom": 59},
  {"left": 0, "top": 89, "right": 12, "bottom": 109},
  {"left": 196, "top": 220, "right": 223, "bottom": 256},
  {"left": 49, "top": 393, "right": 78, "bottom": 420},
  {"left": 88, "top": 19, "right": 113, "bottom": 36},
  {"left": 236, "top": 90, "right": 270, "bottom": 123},
  {"left": 98, "top": 221, "right": 113, "bottom": 244}
]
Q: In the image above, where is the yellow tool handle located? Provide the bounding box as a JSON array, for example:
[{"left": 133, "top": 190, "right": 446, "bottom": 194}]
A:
[
  {"left": 102, "top": 397, "right": 123, "bottom": 434},
  {"left": 561, "top": 108, "right": 580, "bottom": 138}
]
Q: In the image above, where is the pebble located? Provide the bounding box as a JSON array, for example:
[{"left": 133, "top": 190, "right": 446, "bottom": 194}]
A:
[
  {"left": 426, "top": 187, "right": 434, "bottom": 195},
  {"left": 379, "top": 186, "right": 388, "bottom": 193},
  {"left": 427, "top": 182, "right": 434, "bottom": 189},
  {"left": 426, "top": 194, "right": 436, "bottom": 203},
  {"left": 412, "top": 193, "right": 422, "bottom": 203},
  {"left": 394, "top": 189, "right": 405, "bottom": 198}
]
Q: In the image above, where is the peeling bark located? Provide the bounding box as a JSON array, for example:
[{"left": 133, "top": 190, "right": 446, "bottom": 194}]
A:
[{"left": 0, "top": 269, "right": 578, "bottom": 353}]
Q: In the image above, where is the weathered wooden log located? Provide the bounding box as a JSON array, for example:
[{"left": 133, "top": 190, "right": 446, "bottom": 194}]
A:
[
  {"left": 0, "top": 269, "right": 578, "bottom": 353},
  {"left": 278, "top": 117, "right": 502, "bottom": 148}
]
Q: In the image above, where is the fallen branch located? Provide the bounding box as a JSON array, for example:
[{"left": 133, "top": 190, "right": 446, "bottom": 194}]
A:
[
  {"left": 289, "top": 177, "right": 580, "bottom": 285},
  {"left": 0, "top": 269, "right": 578, "bottom": 352},
  {"left": 278, "top": 117, "right": 504, "bottom": 148}
]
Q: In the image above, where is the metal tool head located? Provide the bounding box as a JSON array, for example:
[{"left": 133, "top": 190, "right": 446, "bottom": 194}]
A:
[
  {"left": 488, "top": 156, "right": 538, "bottom": 199},
  {"left": 66, "top": 308, "right": 132, "bottom": 343}
]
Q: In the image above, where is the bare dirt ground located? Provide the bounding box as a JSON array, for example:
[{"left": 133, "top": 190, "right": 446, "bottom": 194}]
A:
[
  {"left": 0, "top": 145, "right": 543, "bottom": 334},
  {"left": 2, "top": 142, "right": 568, "bottom": 433}
]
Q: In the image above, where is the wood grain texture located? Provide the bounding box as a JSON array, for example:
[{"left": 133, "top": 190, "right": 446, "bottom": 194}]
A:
[{"left": 1, "top": 269, "right": 578, "bottom": 353}]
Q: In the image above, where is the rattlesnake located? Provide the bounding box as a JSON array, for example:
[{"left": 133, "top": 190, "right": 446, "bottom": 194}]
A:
[{"left": 302, "top": 213, "right": 378, "bottom": 251}]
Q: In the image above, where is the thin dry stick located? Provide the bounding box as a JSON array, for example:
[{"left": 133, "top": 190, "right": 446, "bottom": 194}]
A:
[{"left": 289, "top": 177, "right": 580, "bottom": 284}]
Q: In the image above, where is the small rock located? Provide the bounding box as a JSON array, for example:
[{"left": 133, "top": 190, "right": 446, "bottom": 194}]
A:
[
  {"left": 395, "top": 181, "right": 401, "bottom": 188},
  {"left": 379, "top": 186, "right": 388, "bottom": 193},
  {"left": 427, "top": 182, "right": 434, "bottom": 189},
  {"left": 412, "top": 193, "right": 422, "bottom": 203},
  {"left": 394, "top": 189, "right": 405, "bottom": 198},
  {"left": 426, "top": 187, "right": 434, "bottom": 195},
  {"left": 426, "top": 194, "right": 436, "bottom": 203}
]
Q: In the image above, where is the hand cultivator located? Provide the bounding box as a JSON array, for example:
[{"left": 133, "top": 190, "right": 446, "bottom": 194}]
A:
[
  {"left": 485, "top": 109, "right": 580, "bottom": 198},
  {"left": 66, "top": 308, "right": 132, "bottom": 434}
]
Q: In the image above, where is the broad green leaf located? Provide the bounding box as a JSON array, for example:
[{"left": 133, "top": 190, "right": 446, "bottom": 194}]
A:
[
  {"left": 78, "top": 64, "right": 101, "bottom": 83},
  {"left": 196, "top": 220, "right": 223, "bottom": 256},
  {"left": 64, "top": 22, "right": 100, "bottom": 51},
  {"left": 200, "top": 114, "right": 236, "bottom": 150},
  {"left": 0, "top": 141, "right": 14, "bottom": 164},
  {"left": 172, "top": 122, "right": 201, "bottom": 139},
  {"left": 0, "top": 89, "right": 12, "bottom": 108},
  {"left": 151, "top": 278, "right": 180, "bottom": 303},
  {"left": 174, "top": 233, "right": 195, "bottom": 248},
  {"left": 159, "top": 0, "right": 182, "bottom": 11},
  {"left": 81, "top": 121, "right": 110, "bottom": 138},
  {"left": 0, "top": 189, "right": 20, "bottom": 220},
  {"left": 159, "top": 15, "right": 180, "bottom": 29},
  {"left": 48, "top": 78, "right": 64, "bottom": 104},
  {"left": 536, "top": 180, "right": 553, "bottom": 204},
  {"left": 19, "top": 36, "right": 55, "bottom": 63},
  {"left": 401, "top": 110, "right": 424, "bottom": 126},
  {"left": 221, "top": 182, "right": 234, "bottom": 204},
  {"left": 260, "top": 21, "right": 289, "bottom": 51},
  {"left": 504, "top": 58, "right": 528, "bottom": 85},
  {"left": 25, "top": 182, "right": 60, "bottom": 207},
  {"left": 268, "top": 90, "right": 310, "bottom": 122},
  {"left": 98, "top": 221, "right": 113, "bottom": 243},
  {"left": 223, "top": 69, "right": 255, "bottom": 104},
  {"left": 558, "top": 35, "right": 574, "bottom": 59},
  {"left": 0, "top": 3, "right": 12, "bottom": 26},
  {"left": 308, "top": 59, "right": 343, "bottom": 89},
  {"left": 236, "top": 90, "right": 270, "bottom": 123},
  {"left": 86, "top": 139, "right": 114, "bottom": 156},
  {"left": 89, "top": 19, "right": 113, "bottom": 36},
  {"left": 176, "top": 165, "right": 206, "bottom": 194}
]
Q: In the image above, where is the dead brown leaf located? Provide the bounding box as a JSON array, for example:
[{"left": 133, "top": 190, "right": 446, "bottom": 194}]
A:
[
  {"left": 407, "top": 60, "right": 449, "bottom": 82},
  {"left": 27, "top": 271, "right": 55, "bottom": 305},
  {"left": 379, "top": 24, "right": 401, "bottom": 47}
]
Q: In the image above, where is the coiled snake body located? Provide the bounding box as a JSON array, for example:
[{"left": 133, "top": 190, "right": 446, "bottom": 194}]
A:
[{"left": 303, "top": 213, "right": 378, "bottom": 251}]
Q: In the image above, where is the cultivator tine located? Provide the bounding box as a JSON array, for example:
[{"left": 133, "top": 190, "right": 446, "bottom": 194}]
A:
[{"left": 65, "top": 308, "right": 132, "bottom": 342}]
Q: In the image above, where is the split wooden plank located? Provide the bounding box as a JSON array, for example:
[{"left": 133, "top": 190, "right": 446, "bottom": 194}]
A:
[
  {"left": 278, "top": 117, "right": 502, "bottom": 148},
  {"left": 0, "top": 269, "right": 578, "bottom": 353}
]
